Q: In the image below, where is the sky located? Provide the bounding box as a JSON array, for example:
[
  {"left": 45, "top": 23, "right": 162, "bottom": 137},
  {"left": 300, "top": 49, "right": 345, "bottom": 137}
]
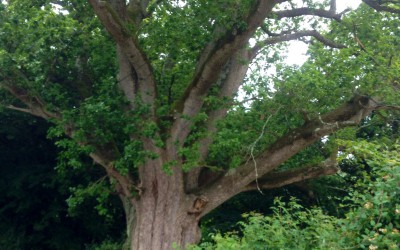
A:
[
  {"left": 285, "top": 0, "right": 362, "bottom": 65},
  {"left": 239, "top": 0, "right": 363, "bottom": 102}
]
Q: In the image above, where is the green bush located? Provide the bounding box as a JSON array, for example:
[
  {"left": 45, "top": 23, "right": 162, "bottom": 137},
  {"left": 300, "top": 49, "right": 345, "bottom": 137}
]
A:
[
  {"left": 85, "top": 240, "right": 123, "bottom": 250},
  {"left": 192, "top": 141, "right": 400, "bottom": 250}
]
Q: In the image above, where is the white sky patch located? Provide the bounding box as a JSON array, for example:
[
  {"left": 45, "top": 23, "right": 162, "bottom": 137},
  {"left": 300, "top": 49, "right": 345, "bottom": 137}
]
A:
[
  {"left": 284, "top": 0, "right": 362, "bottom": 66},
  {"left": 285, "top": 41, "right": 309, "bottom": 65},
  {"left": 321, "top": 135, "right": 329, "bottom": 143},
  {"left": 336, "top": 0, "right": 362, "bottom": 12},
  {"left": 345, "top": 153, "right": 355, "bottom": 160},
  {"left": 51, "top": 3, "right": 69, "bottom": 15}
]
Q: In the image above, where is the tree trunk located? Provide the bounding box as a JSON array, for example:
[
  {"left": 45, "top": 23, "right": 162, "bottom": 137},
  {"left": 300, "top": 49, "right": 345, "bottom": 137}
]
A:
[
  {"left": 122, "top": 157, "right": 203, "bottom": 250},
  {"left": 129, "top": 195, "right": 201, "bottom": 250}
]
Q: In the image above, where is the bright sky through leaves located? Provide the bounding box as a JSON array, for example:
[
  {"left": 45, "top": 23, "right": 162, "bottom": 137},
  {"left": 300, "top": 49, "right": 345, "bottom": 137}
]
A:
[{"left": 285, "top": 0, "right": 362, "bottom": 65}]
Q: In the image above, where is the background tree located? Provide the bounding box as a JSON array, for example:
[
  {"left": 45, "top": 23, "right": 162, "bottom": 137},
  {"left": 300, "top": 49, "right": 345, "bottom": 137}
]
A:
[
  {"left": 0, "top": 110, "right": 125, "bottom": 249},
  {"left": 0, "top": 0, "right": 399, "bottom": 249}
]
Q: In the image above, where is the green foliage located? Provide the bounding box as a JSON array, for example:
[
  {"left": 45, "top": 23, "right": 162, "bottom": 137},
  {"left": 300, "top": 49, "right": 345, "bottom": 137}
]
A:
[
  {"left": 0, "top": 111, "right": 125, "bottom": 249},
  {"left": 193, "top": 198, "right": 341, "bottom": 250},
  {"left": 194, "top": 141, "right": 400, "bottom": 250},
  {"left": 1, "top": 0, "right": 400, "bottom": 247},
  {"left": 85, "top": 240, "right": 123, "bottom": 250},
  {"left": 337, "top": 141, "right": 400, "bottom": 249},
  {"left": 0, "top": 0, "right": 116, "bottom": 109}
]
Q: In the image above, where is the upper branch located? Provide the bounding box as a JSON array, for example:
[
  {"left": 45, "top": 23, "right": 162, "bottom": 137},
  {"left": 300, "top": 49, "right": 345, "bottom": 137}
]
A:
[
  {"left": 330, "top": 0, "right": 337, "bottom": 13},
  {"left": 184, "top": 49, "right": 252, "bottom": 192},
  {"left": 272, "top": 6, "right": 346, "bottom": 21},
  {"left": 251, "top": 29, "right": 346, "bottom": 59},
  {"left": 128, "top": 0, "right": 164, "bottom": 25},
  {"left": 169, "top": 0, "right": 279, "bottom": 147},
  {"left": 198, "top": 49, "right": 252, "bottom": 162},
  {"left": 198, "top": 94, "right": 380, "bottom": 215},
  {"left": 362, "top": 0, "right": 400, "bottom": 14},
  {"left": 88, "top": 0, "right": 156, "bottom": 113}
]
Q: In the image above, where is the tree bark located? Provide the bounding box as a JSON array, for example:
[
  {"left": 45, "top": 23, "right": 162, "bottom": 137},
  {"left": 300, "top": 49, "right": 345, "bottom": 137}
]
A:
[
  {"left": 129, "top": 192, "right": 201, "bottom": 250},
  {"left": 122, "top": 159, "right": 204, "bottom": 250}
]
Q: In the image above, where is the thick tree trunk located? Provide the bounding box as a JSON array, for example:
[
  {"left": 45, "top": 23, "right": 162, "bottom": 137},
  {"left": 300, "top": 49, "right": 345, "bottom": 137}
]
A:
[
  {"left": 122, "top": 155, "right": 203, "bottom": 250},
  {"left": 129, "top": 195, "right": 201, "bottom": 250}
]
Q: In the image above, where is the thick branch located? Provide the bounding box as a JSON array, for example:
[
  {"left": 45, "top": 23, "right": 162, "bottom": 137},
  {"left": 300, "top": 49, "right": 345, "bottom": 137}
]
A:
[
  {"left": 90, "top": 148, "right": 138, "bottom": 202},
  {"left": 199, "top": 49, "right": 252, "bottom": 162},
  {"left": 198, "top": 94, "right": 379, "bottom": 216},
  {"left": 64, "top": 125, "right": 139, "bottom": 201},
  {"left": 88, "top": 0, "right": 156, "bottom": 114},
  {"left": 1, "top": 83, "right": 60, "bottom": 120},
  {"left": 2, "top": 79, "right": 137, "bottom": 201},
  {"left": 330, "top": 0, "right": 337, "bottom": 13},
  {"left": 184, "top": 49, "right": 252, "bottom": 192},
  {"left": 244, "top": 158, "right": 338, "bottom": 191},
  {"left": 362, "top": 0, "right": 400, "bottom": 14},
  {"left": 272, "top": 7, "right": 344, "bottom": 21},
  {"left": 127, "top": 0, "right": 163, "bottom": 25},
  {"left": 252, "top": 30, "right": 346, "bottom": 58},
  {"left": 169, "top": 0, "right": 278, "bottom": 147},
  {"left": 117, "top": 45, "right": 138, "bottom": 107}
]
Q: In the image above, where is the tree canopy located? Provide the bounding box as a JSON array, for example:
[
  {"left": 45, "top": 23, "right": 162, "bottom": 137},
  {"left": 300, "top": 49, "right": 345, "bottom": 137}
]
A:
[{"left": 0, "top": 0, "right": 399, "bottom": 249}]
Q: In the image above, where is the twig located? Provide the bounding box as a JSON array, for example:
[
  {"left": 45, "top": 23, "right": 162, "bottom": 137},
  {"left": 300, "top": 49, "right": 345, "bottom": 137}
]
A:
[{"left": 247, "top": 107, "right": 281, "bottom": 194}]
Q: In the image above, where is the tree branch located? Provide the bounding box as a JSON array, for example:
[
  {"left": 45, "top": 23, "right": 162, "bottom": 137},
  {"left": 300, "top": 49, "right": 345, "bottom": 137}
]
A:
[
  {"left": 2, "top": 87, "right": 138, "bottom": 203},
  {"left": 198, "top": 94, "right": 380, "bottom": 216},
  {"left": 184, "top": 49, "right": 252, "bottom": 192},
  {"left": 169, "top": 0, "right": 278, "bottom": 147},
  {"left": 63, "top": 125, "right": 140, "bottom": 201},
  {"left": 88, "top": 0, "right": 156, "bottom": 114},
  {"left": 90, "top": 148, "right": 139, "bottom": 202},
  {"left": 243, "top": 157, "right": 338, "bottom": 191},
  {"left": 330, "top": 0, "right": 337, "bottom": 13},
  {"left": 1, "top": 83, "right": 60, "bottom": 120},
  {"left": 362, "top": 0, "right": 400, "bottom": 14},
  {"left": 117, "top": 45, "right": 138, "bottom": 107},
  {"left": 272, "top": 7, "right": 345, "bottom": 21},
  {"left": 2, "top": 74, "right": 138, "bottom": 201},
  {"left": 127, "top": 0, "right": 163, "bottom": 25},
  {"left": 251, "top": 29, "right": 346, "bottom": 58},
  {"left": 199, "top": 49, "right": 252, "bottom": 162}
]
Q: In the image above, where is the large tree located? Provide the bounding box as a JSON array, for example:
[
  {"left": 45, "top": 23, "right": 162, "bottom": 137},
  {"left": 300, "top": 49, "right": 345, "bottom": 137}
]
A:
[{"left": 1, "top": 0, "right": 399, "bottom": 249}]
